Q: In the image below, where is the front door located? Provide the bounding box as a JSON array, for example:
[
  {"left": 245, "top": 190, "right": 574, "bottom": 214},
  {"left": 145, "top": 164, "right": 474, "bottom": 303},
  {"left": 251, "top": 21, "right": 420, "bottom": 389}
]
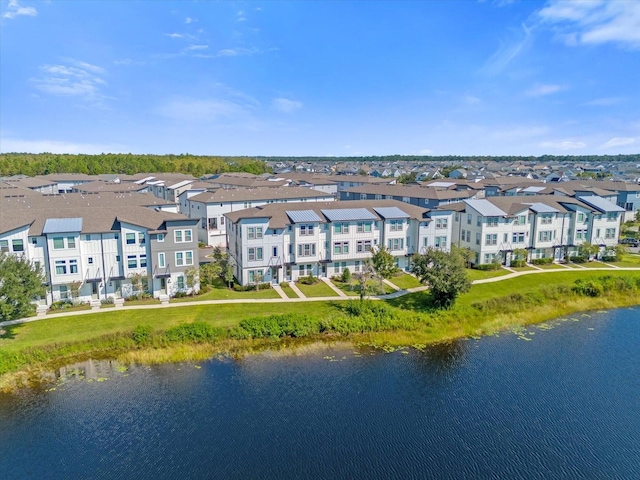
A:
[
  {"left": 271, "top": 267, "right": 278, "bottom": 284},
  {"left": 160, "top": 278, "right": 167, "bottom": 295},
  {"left": 91, "top": 282, "right": 99, "bottom": 299}
]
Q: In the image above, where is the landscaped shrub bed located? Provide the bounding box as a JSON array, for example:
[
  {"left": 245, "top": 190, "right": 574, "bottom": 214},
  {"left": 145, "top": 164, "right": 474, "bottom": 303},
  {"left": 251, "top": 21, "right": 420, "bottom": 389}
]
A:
[{"left": 531, "top": 258, "right": 554, "bottom": 265}]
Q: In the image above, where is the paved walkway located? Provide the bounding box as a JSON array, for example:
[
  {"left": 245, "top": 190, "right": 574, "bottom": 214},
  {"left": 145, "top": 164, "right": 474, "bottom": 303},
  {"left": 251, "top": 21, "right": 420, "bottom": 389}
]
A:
[
  {"left": 382, "top": 278, "right": 401, "bottom": 291},
  {"left": 272, "top": 284, "right": 288, "bottom": 299},
  {"left": 320, "top": 277, "right": 348, "bottom": 297},
  {"left": 2, "top": 267, "right": 639, "bottom": 328}
]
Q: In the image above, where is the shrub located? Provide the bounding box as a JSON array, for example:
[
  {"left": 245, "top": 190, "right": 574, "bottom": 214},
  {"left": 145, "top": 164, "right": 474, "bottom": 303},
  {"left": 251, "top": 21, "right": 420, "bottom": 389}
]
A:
[
  {"left": 572, "top": 280, "right": 604, "bottom": 297},
  {"left": 568, "top": 255, "right": 587, "bottom": 264},
  {"left": 531, "top": 258, "right": 554, "bottom": 265},
  {"left": 49, "top": 300, "right": 74, "bottom": 310},
  {"left": 298, "top": 275, "right": 317, "bottom": 285},
  {"left": 233, "top": 284, "right": 256, "bottom": 292},
  {"left": 174, "top": 291, "right": 188, "bottom": 298},
  {"left": 511, "top": 260, "right": 527, "bottom": 268},
  {"left": 164, "top": 322, "right": 220, "bottom": 343},
  {"left": 341, "top": 268, "right": 351, "bottom": 283},
  {"left": 233, "top": 314, "right": 322, "bottom": 339},
  {"left": 132, "top": 325, "right": 153, "bottom": 345},
  {"left": 474, "top": 263, "right": 502, "bottom": 271}
]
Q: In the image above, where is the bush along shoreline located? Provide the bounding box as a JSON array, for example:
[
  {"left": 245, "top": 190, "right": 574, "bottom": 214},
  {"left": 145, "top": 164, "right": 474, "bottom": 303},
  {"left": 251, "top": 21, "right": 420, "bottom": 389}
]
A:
[{"left": 2, "top": 273, "right": 640, "bottom": 392}]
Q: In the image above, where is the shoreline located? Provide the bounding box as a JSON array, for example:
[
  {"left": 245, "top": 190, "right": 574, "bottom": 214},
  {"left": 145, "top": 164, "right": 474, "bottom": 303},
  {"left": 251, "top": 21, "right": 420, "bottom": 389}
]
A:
[{"left": 2, "top": 270, "right": 640, "bottom": 393}]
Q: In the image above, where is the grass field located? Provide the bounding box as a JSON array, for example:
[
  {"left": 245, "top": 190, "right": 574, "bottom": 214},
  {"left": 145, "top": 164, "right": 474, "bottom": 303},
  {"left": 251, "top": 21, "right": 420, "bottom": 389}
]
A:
[
  {"left": 465, "top": 268, "right": 511, "bottom": 281},
  {"left": 280, "top": 285, "right": 299, "bottom": 298},
  {"left": 171, "top": 285, "right": 280, "bottom": 302},
  {"left": 388, "top": 274, "right": 422, "bottom": 290},
  {"left": 295, "top": 281, "right": 339, "bottom": 298}
]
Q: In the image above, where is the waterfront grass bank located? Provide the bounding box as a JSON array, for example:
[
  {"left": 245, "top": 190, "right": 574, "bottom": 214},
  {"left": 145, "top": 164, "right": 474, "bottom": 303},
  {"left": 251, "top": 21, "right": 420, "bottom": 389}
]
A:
[{"left": 2, "top": 271, "right": 640, "bottom": 392}]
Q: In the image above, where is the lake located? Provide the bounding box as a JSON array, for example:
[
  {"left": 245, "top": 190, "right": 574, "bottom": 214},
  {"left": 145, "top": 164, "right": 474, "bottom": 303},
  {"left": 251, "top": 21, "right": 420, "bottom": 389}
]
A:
[{"left": 1, "top": 307, "right": 639, "bottom": 479}]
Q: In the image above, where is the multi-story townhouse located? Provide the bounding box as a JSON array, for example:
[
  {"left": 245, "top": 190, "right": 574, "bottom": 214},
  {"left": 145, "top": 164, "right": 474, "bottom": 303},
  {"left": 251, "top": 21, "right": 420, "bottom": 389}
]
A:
[
  {"left": 0, "top": 192, "right": 199, "bottom": 306},
  {"left": 613, "top": 183, "right": 640, "bottom": 222},
  {"left": 341, "top": 183, "right": 477, "bottom": 208},
  {"left": 182, "top": 186, "right": 335, "bottom": 247},
  {"left": 334, "top": 175, "right": 395, "bottom": 192},
  {"left": 225, "top": 200, "right": 453, "bottom": 285},
  {"left": 447, "top": 195, "right": 624, "bottom": 265}
]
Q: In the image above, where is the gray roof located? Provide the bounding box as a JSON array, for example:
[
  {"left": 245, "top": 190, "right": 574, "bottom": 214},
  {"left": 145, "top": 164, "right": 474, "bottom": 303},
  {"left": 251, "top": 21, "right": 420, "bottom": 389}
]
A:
[
  {"left": 372, "top": 206, "right": 410, "bottom": 219},
  {"left": 524, "top": 202, "right": 559, "bottom": 214},
  {"left": 42, "top": 217, "right": 83, "bottom": 234},
  {"left": 189, "top": 186, "right": 333, "bottom": 204},
  {"left": 464, "top": 199, "right": 508, "bottom": 217},
  {"left": 321, "top": 208, "right": 378, "bottom": 222},
  {"left": 286, "top": 210, "right": 323, "bottom": 223},
  {"left": 577, "top": 196, "right": 626, "bottom": 213}
]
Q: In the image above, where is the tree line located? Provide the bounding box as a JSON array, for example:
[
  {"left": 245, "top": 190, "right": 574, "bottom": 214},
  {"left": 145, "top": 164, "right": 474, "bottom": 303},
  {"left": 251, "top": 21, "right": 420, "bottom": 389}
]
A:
[{"left": 0, "top": 153, "right": 271, "bottom": 177}]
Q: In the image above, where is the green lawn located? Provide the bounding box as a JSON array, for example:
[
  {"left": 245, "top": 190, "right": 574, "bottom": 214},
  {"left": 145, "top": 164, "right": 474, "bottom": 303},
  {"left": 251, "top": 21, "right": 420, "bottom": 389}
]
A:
[
  {"left": 331, "top": 279, "right": 359, "bottom": 296},
  {"left": 579, "top": 261, "right": 612, "bottom": 269},
  {"left": 296, "top": 281, "right": 339, "bottom": 298},
  {"left": 280, "top": 285, "right": 299, "bottom": 298},
  {"left": 123, "top": 298, "right": 161, "bottom": 306},
  {"left": 607, "top": 253, "right": 640, "bottom": 268},
  {"left": 388, "top": 273, "right": 422, "bottom": 290},
  {"left": 465, "top": 268, "right": 511, "bottom": 281},
  {"left": 536, "top": 263, "right": 567, "bottom": 270},
  {"left": 172, "top": 285, "right": 280, "bottom": 302},
  {"left": 510, "top": 266, "right": 537, "bottom": 272},
  {"left": 46, "top": 305, "right": 92, "bottom": 315}
]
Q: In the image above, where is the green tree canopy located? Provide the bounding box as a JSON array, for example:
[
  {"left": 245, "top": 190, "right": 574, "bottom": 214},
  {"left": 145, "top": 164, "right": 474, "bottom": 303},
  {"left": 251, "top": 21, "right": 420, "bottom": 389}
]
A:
[
  {"left": 410, "top": 247, "right": 471, "bottom": 309},
  {"left": 0, "top": 253, "right": 46, "bottom": 321}
]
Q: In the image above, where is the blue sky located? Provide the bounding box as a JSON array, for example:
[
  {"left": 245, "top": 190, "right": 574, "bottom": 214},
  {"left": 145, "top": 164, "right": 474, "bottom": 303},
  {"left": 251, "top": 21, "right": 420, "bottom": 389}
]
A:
[{"left": 1, "top": 0, "right": 639, "bottom": 156}]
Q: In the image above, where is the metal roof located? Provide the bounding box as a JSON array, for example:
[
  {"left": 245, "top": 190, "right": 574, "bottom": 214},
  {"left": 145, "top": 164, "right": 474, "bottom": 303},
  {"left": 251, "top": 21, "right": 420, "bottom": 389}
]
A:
[
  {"left": 428, "top": 181, "right": 455, "bottom": 188},
  {"left": 525, "top": 202, "right": 559, "bottom": 214},
  {"left": 464, "top": 199, "right": 508, "bottom": 217},
  {"left": 42, "top": 217, "right": 83, "bottom": 234},
  {"left": 577, "top": 195, "right": 626, "bottom": 213},
  {"left": 168, "top": 180, "right": 194, "bottom": 189},
  {"left": 321, "top": 208, "right": 378, "bottom": 222},
  {"left": 372, "top": 206, "right": 410, "bottom": 219},
  {"left": 522, "top": 186, "right": 546, "bottom": 193},
  {"left": 286, "top": 210, "right": 323, "bottom": 223}
]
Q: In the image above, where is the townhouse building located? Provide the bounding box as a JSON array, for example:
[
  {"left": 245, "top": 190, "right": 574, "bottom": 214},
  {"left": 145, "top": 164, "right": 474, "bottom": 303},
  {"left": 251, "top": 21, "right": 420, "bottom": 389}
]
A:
[
  {"left": 225, "top": 200, "right": 453, "bottom": 285},
  {"left": 447, "top": 195, "right": 624, "bottom": 265},
  {"left": 341, "top": 183, "right": 477, "bottom": 208},
  {"left": 181, "top": 186, "right": 335, "bottom": 247},
  {"left": 0, "top": 192, "right": 199, "bottom": 306}
]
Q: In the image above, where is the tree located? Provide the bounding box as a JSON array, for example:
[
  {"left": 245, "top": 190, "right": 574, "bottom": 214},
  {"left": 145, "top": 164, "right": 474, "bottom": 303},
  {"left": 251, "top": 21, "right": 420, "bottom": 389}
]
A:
[
  {"left": 0, "top": 253, "right": 46, "bottom": 321},
  {"left": 184, "top": 266, "right": 200, "bottom": 296},
  {"left": 69, "top": 281, "right": 82, "bottom": 305},
  {"left": 200, "top": 262, "right": 222, "bottom": 286},
  {"left": 457, "top": 246, "right": 476, "bottom": 268},
  {"left": 371, "top": 246, "right": 399, "bottom": 292},
  {"left": 511, "top": 248, "right": 528, "bottom": 267},
  {"left": 223, "top": 259, "right": 235, "bottom": 289},
  {"left": 578, "top": 242, "right": 600, "bottom": 260},
  {"left": 341, "top": 267, "right": 351, "bottom": 283},
  {"left": 353, "top": 258, "right": 377, "bottom": 303},
  {"left": 410, "top": 248, "right": 471, "bottom": 309},
  {"left": 635, "top": 210, "right": 640, "bottom": 223}
]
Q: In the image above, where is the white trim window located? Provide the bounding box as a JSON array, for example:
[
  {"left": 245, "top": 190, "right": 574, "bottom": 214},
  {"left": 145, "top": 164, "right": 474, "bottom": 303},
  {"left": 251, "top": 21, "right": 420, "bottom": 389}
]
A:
[
  {"left": 485, "top": 234, "right": 497, "bottom": 246},
  {"left": 356, "top": 240, "right": 372, "bottom": 252},
  {"left": 540, "top": 214, "right": 553, "bottom": 225},
  {"left": 487, "top": 217, "right": 499, "bottom": 227},
  {"left": 512, "top": 232, "right": 525, "bottom": 243},
  {"left": 247, "top": 227, "right": 263, "bottom": 240},
  {"left": 0, "top": 240, "right": 8, "bottom": 253},
  {"left": 175, "top": 251, "right": 194, "bottom": 266},
  {"left": 158, "top": 252, "right": 166, "bottom": 268},
  {"left": 174, "top": 229, "right": 193, "bottom": 243},
  {"left": 333, "top": 223, "right": 349, "bottom": 234},
  {"left": 333, "top": 241, "right": 349, "bottom": 254},
  {"left": 605, "top": 228, "right": 616, "bottom": 239},
  {"left": 297, "top": 243, "right": 316, "bottom": 257},
  {"left": 128, "top": 255, "right": 138, "bottom": 269},
  {"left": 435, "top": 218, "right": 448, "bottom": 229},
  {"left": 538, "top": 230, "right": 553, "bottom": 242},
  {"left": 157, "top": 233, "right": 165, "bottom": 242},
  {"left": 248, "top": 247, "right": 263, "bottom": 261},
  {"left": 126, "top": 233, "right": 136, "bottom": 245},
  {"left": 299, "top": 224, "right": 315, "bottom": 236},
  {"left": 389, "top": 220, "right": 403, "bottom": 231},
  {"left": 388, "top": 238, "right": 404, "bottom": 251},
  {"left": 434, "top": 236, "right": 447, "bottom": 249}
]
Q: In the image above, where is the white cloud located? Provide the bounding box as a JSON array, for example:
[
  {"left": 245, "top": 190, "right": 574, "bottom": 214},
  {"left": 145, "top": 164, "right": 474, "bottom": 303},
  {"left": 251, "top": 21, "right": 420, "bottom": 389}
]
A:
[
  {"left": 3, "top": 0, "right": 37, "bottom": 19},
  {"left": 186, "top": 45, "right": 208, "bottom": 51},
  {"left": 156, "top": 98, "right": 249, "bottom": 122},
  {"left": 600, "top": 137, "right": 636, "bottom": 148},
  {"left": 31, "top": 59, "right": 108, "bottom": 104},
  {"left": 582, "top": 97, "right": 623, "bottom": 107},
  {"left": 216, "top": 47, "right": 260, "bottom": 57},
  {"left": 165, "top": 33, "right": 184, "bottom": 39},
  {"left": 0, "top": 137, "right": 127, "bottom": 154},
  {"left": 480, "top": 23, "right": 532, "bottom": 76},
  {"left": 272, "top": 98, "right": 302, "bottom": 113},
  {"left": 185, "top": 17, "right": 195, "bottom": 24},
  {"left": 525, "top": 83, "right": 566, "bottom": 96},
  {"left": 537, "top": 0, "right": 640, "bottom": 49},
  {"left": 463, "top": 95, "right": 481, "bottom": 105},
  {"left": 237, "top": 10, "right": 246, "bottom": 22},
  {"left": 540, "top": 139, "right": 586, "bottom": 150}
]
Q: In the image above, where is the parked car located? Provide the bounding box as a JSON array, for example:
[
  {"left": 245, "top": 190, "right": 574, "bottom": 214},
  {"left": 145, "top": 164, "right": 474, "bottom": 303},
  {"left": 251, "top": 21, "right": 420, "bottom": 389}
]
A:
[{"left": 620, "top": 238, "right": 640, "bottom": 247}]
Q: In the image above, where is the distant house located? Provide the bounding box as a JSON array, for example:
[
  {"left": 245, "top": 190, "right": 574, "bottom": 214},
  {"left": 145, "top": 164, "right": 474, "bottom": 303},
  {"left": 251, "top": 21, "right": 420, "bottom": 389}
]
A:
[{"left": 449, "top": 168, "right": 468, "bottom": 179}]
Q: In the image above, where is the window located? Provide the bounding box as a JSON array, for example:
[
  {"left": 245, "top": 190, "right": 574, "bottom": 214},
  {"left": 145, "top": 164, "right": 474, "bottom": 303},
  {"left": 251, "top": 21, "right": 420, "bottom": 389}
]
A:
[
  {"left": 476, "top": 233, "right": 481, "bottom": 245},
  {"left": 53, "top": 237, "right": 64, "bottom": 249},
  {"left": 402, "top": 196, "right": 411, "bottom": 203},
  {"left": 244, "top": 202, "right": 252, "bottom": 209},
  {"left": 0, "top": 240, "right": 7, "bottom": 252},
  {"left": 208, "top": 217, "right": 218, "bottom": 230},
  {"left": 356, "top": 240, "right": 372, "bottom": 252},
  {"left": 354, "top": 260, "right": 361, "bottom": 272},
  {"left": 88, "top": 257, "right": 94, "bottom": 264},
  {"left": 174, "top": 229, "right": 193, "bottom": 243},
  {"left": 128, "top": 255, "right": 138, "bottom": 269},
  {"left": 388, "top": 238, "right": 404, "bottom": 251},
  {"left": 375, "top": 194, "right": 382, "bottom": 200},
  {"left": 55, "top": 260, "right": 67, "bottom": 275},
  {"left": 467, "top": 213, "right": 472, "bottom": 225},
  {"left": 69, "top": 259, "right": 78, "bottom": 274},
  {"left": 126, "top": 233, "right": 136, "bottom": 245},
  {"left": 435, "top": 218, "right": 448, "bottom": 229},
  {"left": 12, "top": 239, "right": 24, "bottom": 252},
  {"left": 116, "top": 255, "right": 121, "bottom": 262},
  {"left": 538, "top": 231, "right": 553, "bottom": 242},
  {"left": 487, "top": 217, "right": 499, "bottom": 227},
  {"left": 512, "top": 232, "right": 525, "bottom": 243},
  {"left": 67, "top": 236, "right": 76, "bottom": 248},
  {"left": 158, "top": 253, "right": 166, "bottom": 268},
  {"left": 85, "top": 234, "right": 91, "bottom": 241},
  {"left": 516, "top": 215, "right": 527, "bottom": 225},
  {"left": 540, "top": 214, "right": 553, "bottom": 225},
  {"left": 485, "top": 234, "right": 497, "bottom": 246},
  {"left": 423, "top": 237, "right": 429, "bottom": 247},
  {"left": 300, "top": 224, "right": 315, "bottom": 236},
  {"left": 185, "top": 251, "right": 193, "bottom": 265},
  {"left": 138, "top": 233, "right": 146, "bottom": 244},
  {"left": 389, "top": 219, "right": 403, "bottom": 231},
  {"left": 140, "top": 255, "right": 147, "bottom": 268},
  {"left": 248, "top": 247, "right": 263, "bottom": 261},
  {"left": 477, "top": 216, "right": 482, "bottom": 227},
  {"left": 220, "top": 216, "right": 225, "bottom": 225},
  {"left": 360, "top": 193, "right": 367, "bottom": 200},
  {"left": 605, "top": 228, "right": 616, "bottom": 239},
  {"left": 297, "top": 243, "right": 316, "bottom": 257},
  {"left": 31, "top": 237, "right": 37, "bottom": 245},
  {"left": 577, "top": 213, "right": 585, "bottom": 222},
  {"left": 435, "top": 236, "right": 447, "bottom": 248},
  {"left": 248, "top": 269, "right": 263, "bottom": 283},
  {"left": 333, "top": 242, "right": 349, "bottom": 254},
  {"left": 606, "top": 212, "right": 618, "bottom": 222},
  {"left": 175, "top": 252, "right": 184, "bottom": 266},
  {"left": 334, "top": 223, "right": 349, "bottom": 234},
  {"left": 576, "top": 229, "right": 587, "bottom": 241},
  {"left": 484, "top": 253, "right": 496, "bottom": 263},
  {"left": 177, "top": 276, "right": 185, "bottom": 290},
  {"left": 157, "top": 234, "right": 165, "bottom": 242},
  {"left": 59, "top": 285, "right": 68, "bottom": 299}
]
